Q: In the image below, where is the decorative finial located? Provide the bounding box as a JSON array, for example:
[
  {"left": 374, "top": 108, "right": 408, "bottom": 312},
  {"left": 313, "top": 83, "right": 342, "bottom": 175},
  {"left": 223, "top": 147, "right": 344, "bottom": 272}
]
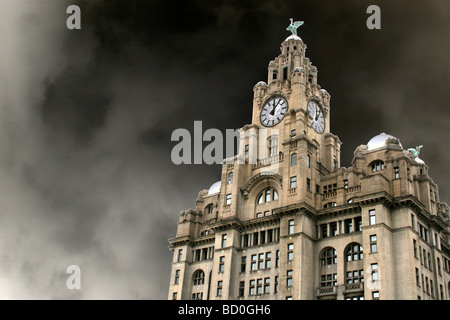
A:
[
  {"left": 286, "top": 18, "right": 304, "bottom": 36},
  {"left": 408, "top": 145, "right": 423, "bottom": 158}
]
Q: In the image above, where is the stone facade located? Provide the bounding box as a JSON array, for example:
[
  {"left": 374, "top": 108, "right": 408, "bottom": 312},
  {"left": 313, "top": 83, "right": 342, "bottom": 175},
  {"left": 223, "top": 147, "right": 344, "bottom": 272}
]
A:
[{"left": 167, "top": 34, "right": 450, "bottom": 300}]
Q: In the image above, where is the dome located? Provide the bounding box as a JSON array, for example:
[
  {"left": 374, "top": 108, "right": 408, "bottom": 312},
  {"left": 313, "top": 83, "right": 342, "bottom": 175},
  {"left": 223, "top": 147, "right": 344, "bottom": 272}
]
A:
[
  {"left": 415, "top": 157, "right": 425, "bottom": 165},
  {"left": 284, "top": 34, "right": 302, "bottom": 42},
  {"left": 208, "top": 181, "right": 221, "bottom": 195},
  {"left": 367, "top": 133, "right": 403, "bottom": 151}
]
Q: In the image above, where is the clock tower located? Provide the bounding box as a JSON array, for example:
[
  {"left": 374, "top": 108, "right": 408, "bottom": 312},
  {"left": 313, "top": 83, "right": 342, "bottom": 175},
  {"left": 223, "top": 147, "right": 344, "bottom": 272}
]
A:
[{"left": 168, "top": 22, "right": 450, "bottom": 301}]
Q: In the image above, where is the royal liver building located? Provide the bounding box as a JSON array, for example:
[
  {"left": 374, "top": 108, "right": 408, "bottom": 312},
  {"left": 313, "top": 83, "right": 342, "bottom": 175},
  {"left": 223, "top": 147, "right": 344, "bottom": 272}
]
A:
[{"left": 168, "top": 22, "right": 450, "bottom": 300}]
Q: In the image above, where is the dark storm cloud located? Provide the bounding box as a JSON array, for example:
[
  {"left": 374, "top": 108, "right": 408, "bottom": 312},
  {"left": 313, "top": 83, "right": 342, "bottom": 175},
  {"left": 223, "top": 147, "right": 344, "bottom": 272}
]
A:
[{"left": 0, "top": 0, "right": 449, "bottom": 299}]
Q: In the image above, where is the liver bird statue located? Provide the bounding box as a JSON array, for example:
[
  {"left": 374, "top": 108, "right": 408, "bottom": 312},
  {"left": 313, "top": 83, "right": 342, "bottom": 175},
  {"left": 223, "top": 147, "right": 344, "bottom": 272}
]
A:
[
  {"left": 286, "top": 18, "right": 304, "bottom": 36},
  {"left": 408, "top": 145, "right": 423, "bottom": 158}
]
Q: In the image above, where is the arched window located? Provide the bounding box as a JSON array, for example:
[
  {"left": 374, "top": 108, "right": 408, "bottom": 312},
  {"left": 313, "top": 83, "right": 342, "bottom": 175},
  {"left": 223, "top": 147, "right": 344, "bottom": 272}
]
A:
[
  {"left": 256, "top": 188, "right": 279, "bottom": 205},
  {"left": 345, "top": 243, "right": 363, "bottom": 262},
  {"left": 205, "top": 204, "right": 213, "bottom": 214},
  {"left": 272, "top": 70, "right": 278, "bottom": 80},
  {"left": 228, "top": 172, "right": 233, "bottom": 184},
  {"left": 291, "top": 153, "right": 297, "bottom": 166},
  {"left": 193, "top": 270, "right": 205, "bottom": 286},
  {"left": 370, "top": 160, "right": 385, "bottom": 173},
  {"left": 320, "top": 247, "right": 337, "bottom": 266}
]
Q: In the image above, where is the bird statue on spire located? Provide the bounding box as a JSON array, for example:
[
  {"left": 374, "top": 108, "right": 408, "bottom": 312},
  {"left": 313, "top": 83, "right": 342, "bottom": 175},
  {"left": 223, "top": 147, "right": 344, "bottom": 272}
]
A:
[
  {"left": 408, "top": 145, "right": 423, "bottom": 158},
  {"left": 286, "top": 18, "right": 304, "bottom": 36}
]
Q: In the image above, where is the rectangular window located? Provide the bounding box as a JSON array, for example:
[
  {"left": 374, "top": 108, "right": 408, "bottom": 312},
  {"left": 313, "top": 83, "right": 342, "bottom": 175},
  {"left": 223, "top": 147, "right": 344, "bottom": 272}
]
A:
[
  {"left": 258, "top": 253, "right": 264, "bottom": 270},
  {"left": 239, "top": 281, "right": 245, "bottom": 297},
  {"left": 249, "top": 280, "right": 255, "bottom": 296},
  {"left": 344, "top": 219, "right": 353, "bottom": 233},
  {"left": 265, "top": 252, "right": 272, "bottom": 269},
  {"left": 307, "top": 155, "right": 311, "bottom": 168},
  {"left": 286, "top": 270, "right": 293, "bottom": 287},
  {"left": 226, "top": 194, "right": 231, "bottom": 205},
  {"left": 422, "top": 274, "right": 425, "bottom": 291},
  {"left": 221, "top": 234, "right": 227, "bottom": 248},
  {"left": 251, "top": 254, "right": 257, "bottom": 271},
  {"left": 411, "top": 214, "right": 415, "bottom": 230},
  {"left": 244, "top": 144, "right": 249, "bottom": 159},
  {"left": 243, "top": 234, "right": 249, "bottom": 247},
  {"left": 355, "top": 217, "right": 362, "bottom": 231},
  {"left": 274, "top": 276, "right": 279, "bottom": 293},
  {"left": 283, "top": 66, "right": 288, "bottom": 80},
  {"left": 290, "top": 176, "right": 297, "bottom": 189},
  {"left": 437, "top": 257, "right": 442, "bottom": 276},
  {"left": 306, "top": 178, "right": 311, "bottom": 191},
  {"left": 219, "top": 256, "right": 225, "bottom": 273},
  {"left": 372, "top": 291, "right": 380, "bottom": 300},
  {"left": 257, "top": 278, "right": 263, "bottom": 295},
  {"left": 267, "top": 229, "right": 273, "bottom": 243},
  {"left": 394, "top": 166, "right": 400, "bottom": 179},
  {"left": 369, "top": 209, "right": 376, "bottom": 225},
  {"left": 420, "top": 245, "right": 423, "bottom": 264},
  {"left": 172, "top": 292, "right": 178, "bottom": 300},
  {"left": 413, "top": 239, "right": 418, "bottom": 259},
  {"left": 371, "top": 263, "right": 379, "bottom": 281},
  {"left": 316, "top": 184, "right": 320, "bottom": 194},
  {"left": 346, "top": 270, "right": 364, "bottom": 284},
  {"left": 174, "top": 270, "right": 180, "bottom": 285},
  {"left": 241, "top": 256, "right": 246, "bottom": 273},
  {"left": 287, "top": 243, "right": 294, "bottom": 261},
  {"left": 423, "top": 249, "right": 427, "bottom": 268},
  {"left": 330, "top": 222, "right": 338, "bottom": 236},
  {"left": 321, "top": 224, "right": 328, "bottom": 238},
  {"left": 291, "top": 129, "right": 296, "bottom": 139},
  {"left": 177, "top": 249, "right": 183, "bottom": 262},
  {"left": 253, "top": 232, "right": 259, "bottom": 246},
  {"left": 428, "top": 253, "right": 432, "bottom": 272},
  {"left": 430, "top": 279, "right": 434, "bottom": 298},
  {"left": 320, "top": 273, "right": 337, "bottom": 287},
  {"left": 288, "top": 219, "right": 294, "bottom": 234},
  {"left": 345, "top": 219, "right": 353, "bottom": 233},
  {"left": 370, "top": 235, "right": 377, "bottom": 253},
  {"left": 272, "top": 71, "right": 278, "bottom": 80},
  {"left": 416, "top": 268, "right": 420, "bottom": 287},
  {"left": 264, "top": 277, "right": 270, "bottom": 294},
  {"left": 276, "top": 250, "right": 280, "bottom": 268},
  {"left": 217, "top": 281, "right": 223, "bottom": 296}
]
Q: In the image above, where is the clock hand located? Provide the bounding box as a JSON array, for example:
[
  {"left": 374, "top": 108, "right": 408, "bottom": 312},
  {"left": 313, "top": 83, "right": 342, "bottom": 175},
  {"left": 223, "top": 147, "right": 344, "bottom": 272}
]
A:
[{"left": 269, "top": 99, "right": 280, "bottom": 116}]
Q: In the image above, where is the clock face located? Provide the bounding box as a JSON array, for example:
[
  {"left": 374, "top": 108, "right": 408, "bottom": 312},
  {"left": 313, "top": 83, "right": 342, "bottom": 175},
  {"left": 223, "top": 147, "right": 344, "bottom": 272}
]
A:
[
  {"left": 260, "top": 96, "right": 288, "bottom": 127},
  {"left": 307, "top": 100, "right": 325, "bottom": 134}
]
